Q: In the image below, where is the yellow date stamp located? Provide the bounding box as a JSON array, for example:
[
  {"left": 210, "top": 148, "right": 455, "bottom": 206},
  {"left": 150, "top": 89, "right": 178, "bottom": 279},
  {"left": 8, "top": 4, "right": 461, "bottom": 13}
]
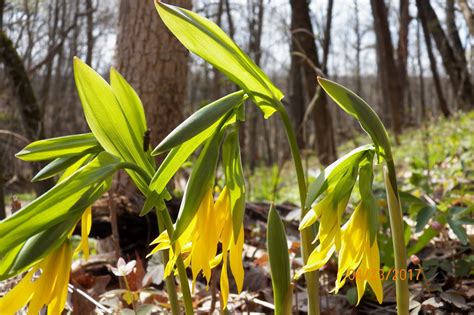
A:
[{"left": 347, "top": 268, "right": 422, "bottom": 281}]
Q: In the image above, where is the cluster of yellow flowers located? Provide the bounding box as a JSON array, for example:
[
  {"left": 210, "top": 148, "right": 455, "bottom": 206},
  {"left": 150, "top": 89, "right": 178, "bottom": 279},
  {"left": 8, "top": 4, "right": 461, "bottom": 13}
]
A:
[
  {"left": 149, "top": 186, "right": 244, "bottom": 308},
  {"left": 298, "top": 195, "right": 383, "bottom": 305}
]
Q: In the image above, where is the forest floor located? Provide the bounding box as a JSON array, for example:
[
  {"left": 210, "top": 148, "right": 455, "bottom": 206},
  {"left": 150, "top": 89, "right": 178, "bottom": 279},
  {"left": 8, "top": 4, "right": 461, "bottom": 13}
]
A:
[{"left": 2, "top": 111, "right": 473, "bottom": 314}]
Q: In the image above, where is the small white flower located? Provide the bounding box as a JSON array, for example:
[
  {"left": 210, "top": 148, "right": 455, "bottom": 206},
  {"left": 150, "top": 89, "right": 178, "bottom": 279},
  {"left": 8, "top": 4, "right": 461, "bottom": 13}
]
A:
[{"left": 111, "top": 257, "right": 136, "bottom": 277}]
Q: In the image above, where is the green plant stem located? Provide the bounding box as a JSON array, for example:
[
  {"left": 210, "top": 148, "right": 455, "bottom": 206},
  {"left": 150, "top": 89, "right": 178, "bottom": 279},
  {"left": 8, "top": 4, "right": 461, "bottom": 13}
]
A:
[
  {"left": 385, "top": 161, "right": 409, "bottom": 315},
  {"left": 123, "top": 275, "right": 138, "bottom": 315},
  {"left": 158, "top": 209, "right": 194, "bottom": 315},
  {"left": 276, "top": 101, "right": 320, "bottom": 315},
  {"left": 156, "top": 210, "right": 180, "bottom": 315}
]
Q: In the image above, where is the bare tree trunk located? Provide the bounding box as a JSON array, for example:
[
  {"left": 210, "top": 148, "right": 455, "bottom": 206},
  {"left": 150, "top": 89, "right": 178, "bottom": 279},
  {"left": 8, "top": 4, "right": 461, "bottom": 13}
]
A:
[
  {"left": 116, "top": 0, "right": 191, "bottom": 146},
  {"left": 353, "top": 0, "right": 363, "bottom": 97},
  {"left": 289, "top": 0, "right": 336, "bottom": 165},
  {"left": 417, "top": 0, "right": 473, "bottom": 109},
  {"left": 418, "top": 11, "right": 450, "bottom": 117},
  {"left": 85, "top": 0, "right": 94, "bottom": 65},
  {"left": 458, "top": 0, "right": 474, "bottom": 35},
  {"left": 397, "top": 0, "right": 410, "bottom": 119},
  {"left": 212, "top": 0, "right": 224, "bottom": 100},
  {"left": 371, "top": 0, "right": 403, "bottom": 138}
]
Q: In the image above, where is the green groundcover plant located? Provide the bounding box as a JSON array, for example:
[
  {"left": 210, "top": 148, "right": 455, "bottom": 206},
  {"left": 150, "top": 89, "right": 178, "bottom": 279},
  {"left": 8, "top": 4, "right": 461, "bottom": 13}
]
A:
[{"left": 0, "top": 1, "right": 409, "bottom": 314}]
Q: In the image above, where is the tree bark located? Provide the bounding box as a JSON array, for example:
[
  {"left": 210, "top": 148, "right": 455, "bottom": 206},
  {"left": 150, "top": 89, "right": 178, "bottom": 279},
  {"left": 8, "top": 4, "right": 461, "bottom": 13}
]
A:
[
  {"left": 417, "top": 0, "right": 473, "bottom": 109},
  {"left": 418, "top": 11, "right": 450, "bottom": 117},
  {"left": 0, "top": 31, "right": 42, "bottom": 140},
  {"left": 289, "top": 0, "right": 336, "bottom": 165},
  {"left": 397, "top": 0, "right": 410, "bottom": 118},
  {"left": 371, "top": 0, "right": 403, "bottom": 137},
  {"left": 116, "top": 0, "right": 191, "bottom": 146}
]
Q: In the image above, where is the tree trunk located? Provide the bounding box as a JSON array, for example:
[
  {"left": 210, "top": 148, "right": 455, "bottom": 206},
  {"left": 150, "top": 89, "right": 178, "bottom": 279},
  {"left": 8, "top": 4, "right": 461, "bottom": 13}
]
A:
[
  {"left": 0, "top": 31, "right": 42, "bottom": 140},
  {"left": 418, "top": 11, "right": 450, "bottom": 117},
  {"left": 371, "top": 0, "right": 403, "bottom": 138},
  {"left": 116, "top": 0, "right": 191, "bottom": 146},
  {"left": 85, "top": 0, "right": 94, "bottom": 66},
  {"left": 397, "top": 0, "right": 410, "bottom": 118},
  {"left": 417, "top": 0, "right": 473, "bottom": 109},
  {"left": 289, "top": 0, "right": 336, "bottom": 165}
]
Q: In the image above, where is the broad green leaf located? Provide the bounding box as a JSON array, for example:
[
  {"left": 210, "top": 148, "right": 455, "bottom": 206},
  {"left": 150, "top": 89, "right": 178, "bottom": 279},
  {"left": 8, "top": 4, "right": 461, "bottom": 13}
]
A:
[
  {"left": 306, "top": 144, "right": 374, "bottom": 209},
  {"left": 267, "top": 205, "right": 293, "bottom": 315},
  {"left": 16, "top": 133, "right": 101, "bottom": 161},
  {"left": 359, "top": 159, "right": 378, "bottom": 244},
  {"left": 0, "top": 152, "right": 119, "bottom": 255},
  {"left": 110, "top": 68, "right": 148, "bottom": 145},
  {"left": 447, "top": 216, "right": 469, "bottom": 245},
  {"left": 156, "top": 2, "right": 283, "bottom": 118},
  {"left": 222, "top": 127, "right": 246, "bottom": 238},
  {"left": 173, "top": 132, "right": 221, "bottom": 240},
  {"left": 140, "top": 189, "right": 171, "bottom": 216},
  {"left": 0, "top": 216, "right": 80, "bottom": 280},
  {"left": 415, "top": 206, "right": 436, "bottom": 232},
  {"left": 149, "top": 112, "right": 235, "bottom": 195},
  {"left": 318, "top": 78, "right": 392, "bottom": 159},
  {"left": 407, "top": 227, "right": 438, "bottom": 256},
  {"left": 32, "top": 155, "right": 84, "bottom": 181},
  {"left": 153, "top": 91, "right": 246, "bottom": 155},
  {"left": 74, "top": 58, "right": 154, "bottom": 192}
]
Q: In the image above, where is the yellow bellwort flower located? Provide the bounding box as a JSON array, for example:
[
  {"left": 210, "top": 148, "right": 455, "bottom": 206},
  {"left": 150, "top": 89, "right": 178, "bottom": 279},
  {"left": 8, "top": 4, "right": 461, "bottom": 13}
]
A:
[
  {"left": 0, "top": 241, "right": 73, "bottom": 314},
  {"left": 296, "top": 194, "right": 349, "bottom": 278},
  {"left": 334, "top": 203, "right": 383, "bottom": 305},
  {"left": 149, "top": 186, "right": 244, "bottom": 309}
]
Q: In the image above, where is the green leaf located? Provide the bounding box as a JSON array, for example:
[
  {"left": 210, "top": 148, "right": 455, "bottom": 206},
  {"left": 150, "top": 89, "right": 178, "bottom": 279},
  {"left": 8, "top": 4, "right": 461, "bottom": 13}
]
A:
[
  {"left": 267, "top": 205, "right": 293, "bottom": 315},
  {"left": 16, "top": 133, "right": 101, "bottom": 161},
  {"left": 222, "top": 126, "right": 246, "bottom": 238},
  {"left": 0, "top": 215, "right": 80, "bottom": 280},
  {"left": 0, "top": 152, "right": 119, "bottom": 255},
  {"left": 149, "top": 111, "right": 236, "bottom": 195},
  {"left": 415, "top": 206, "right": 436, "bottom": 232},
  {"left": 110, "top": 68, "right": 148, "bottom": 146},
  {"left": 318, "top": 78, "right": 392, "bottom": 160},
  {"left": 306, "top": 144, "right": 374, "bottom": 208},
  {"left": 153, "top": 91, "right": 247, "bottom": 155},
  {"left": 155, "top": 2, "right": 283, "bottom": 118},
  {"left": 172, "top": 132, "right": 222, "bottom": 240},
  {"left": 447, "top": 216, "right": 469, "bottom": 245},
  {"left": 32, "top": 155, "right": 84, "bottom": 181},
  {"left": 74, "top": 58, "right": 154, "bottom": 193},
  {"left": 407, "top": 227, "right": 438, "bottom": 256}
]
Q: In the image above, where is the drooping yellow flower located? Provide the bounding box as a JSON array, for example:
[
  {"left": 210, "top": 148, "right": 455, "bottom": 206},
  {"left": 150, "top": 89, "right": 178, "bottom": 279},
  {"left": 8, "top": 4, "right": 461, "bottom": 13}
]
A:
[
  {"left": 0, "top": 241, "right": 73, "bottom": 314},
  {"left": 334, "top": 203, "right": 383, "bottom": 304},
  {"left": 296, "top": 194, "right": 349, "bottom": 277},
  {"left": 298, "top": 200, "right": 383, "bottom": 304},
  {"left": 79, "top": 206, "right": 92, "bottom": 260},
  {"left": 149, "top": 186, "right": 244, "bottom": 308}
]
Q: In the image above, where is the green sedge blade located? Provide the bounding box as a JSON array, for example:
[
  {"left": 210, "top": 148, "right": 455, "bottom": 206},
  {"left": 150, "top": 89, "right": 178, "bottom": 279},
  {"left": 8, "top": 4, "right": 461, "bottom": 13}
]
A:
[
  {"left": 16, "top": 133, "right": 101, "bottom": 161},
  {"left": 0, "top": 152, "right": 119, "bottom": 255},
  {"left": 153, "top": 90, "right": 246, "bottom": 155},
  {"left": 267, "top": 205, "right": 293, "bottom": 315},
  {"left": 222, "top": 127, "right": 246, "bottom": 239},
  {"left": 173, "top": 132, "right": 221, "bottom": 241},
  {"left": 156, "top": 2, "right": 283, "bottom": 118},
  {"left": 318, "top": 77, "right": 392, "bottom": 159},
  {"left": 74, "top": 58, "right": 154, "bottom": 193},
  {"left": 305, "top": 144, "right": 374, "bottom": 209}
]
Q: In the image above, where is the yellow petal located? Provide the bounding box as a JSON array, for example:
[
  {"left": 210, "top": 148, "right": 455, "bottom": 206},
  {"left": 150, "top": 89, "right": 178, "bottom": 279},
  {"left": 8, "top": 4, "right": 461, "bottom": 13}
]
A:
[
  {"left": 48, "top": 243, "right": 73, "bottom": 314},
  {"left": 299, "top": 209, "right": 318, "bottom": 230},
  {"left": 366, "top": 240, "right": 383, "bottom": 304},
  {"left": 229, "top": 226, "right": 244, "bottom": 292},
  {"left": 80, "top": 206, "right": 92, "bottom": 260},
  {"left": 295, "top": 243, "right": 335, "bottom": 279},
  {"left": 210, "top": 253, "right": 223, "bottom": 269},
  {"left": 220, "top": 255, "right": 230, "bottom": 309},
  {"left": 0, "top": 267, "right": 36, "bottom": 313}
]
